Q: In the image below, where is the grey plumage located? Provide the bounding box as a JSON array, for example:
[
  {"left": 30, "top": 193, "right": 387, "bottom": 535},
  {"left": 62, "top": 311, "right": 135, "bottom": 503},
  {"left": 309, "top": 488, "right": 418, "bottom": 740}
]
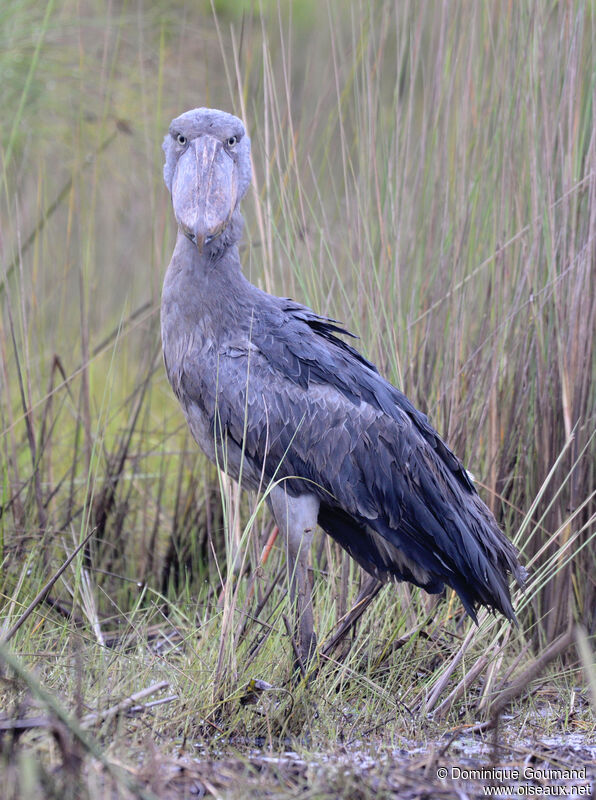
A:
[{"left": 161, "top": 108, "right": 526, "bottom": 659}]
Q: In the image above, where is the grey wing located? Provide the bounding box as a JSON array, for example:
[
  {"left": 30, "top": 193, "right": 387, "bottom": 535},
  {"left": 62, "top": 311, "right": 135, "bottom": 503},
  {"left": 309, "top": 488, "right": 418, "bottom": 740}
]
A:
[{"left": 179, "top": 338, "right": 523, "bottom": 622}]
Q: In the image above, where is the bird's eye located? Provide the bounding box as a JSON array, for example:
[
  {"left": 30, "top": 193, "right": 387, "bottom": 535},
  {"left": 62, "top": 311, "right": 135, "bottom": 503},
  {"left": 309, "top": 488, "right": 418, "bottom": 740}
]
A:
[
  {"left": 226, "top": 135, "right": 238, "bottom": 148},
  {"left": 176, "top": 133, "right": 187, "bottom": 146}
]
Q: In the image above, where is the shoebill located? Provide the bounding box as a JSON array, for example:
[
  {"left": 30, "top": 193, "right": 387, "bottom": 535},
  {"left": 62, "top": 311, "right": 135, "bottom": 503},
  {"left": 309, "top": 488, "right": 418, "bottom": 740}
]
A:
[{"left": 160, "top": 107, "right": 526, "bottom": 668}]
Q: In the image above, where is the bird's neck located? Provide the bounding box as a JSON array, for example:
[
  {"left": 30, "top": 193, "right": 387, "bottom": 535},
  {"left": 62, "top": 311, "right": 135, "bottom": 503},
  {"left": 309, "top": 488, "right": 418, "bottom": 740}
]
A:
[{"left": 163, "top": 211, "right": 253, "bottom": 333}]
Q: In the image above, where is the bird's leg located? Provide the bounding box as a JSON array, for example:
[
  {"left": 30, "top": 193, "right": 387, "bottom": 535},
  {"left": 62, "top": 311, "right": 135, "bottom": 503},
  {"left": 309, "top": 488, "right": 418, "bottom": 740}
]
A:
[
  {"left": 287, "top": 524, "right": 316, "bottom": 670},
  {"left": 269, "top": 488, "right": 319, "bottom": 670}
]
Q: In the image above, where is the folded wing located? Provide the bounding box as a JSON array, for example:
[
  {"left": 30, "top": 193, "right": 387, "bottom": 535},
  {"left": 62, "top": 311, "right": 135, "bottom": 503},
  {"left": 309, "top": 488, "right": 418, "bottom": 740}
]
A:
[{"left": 179, "top": 295, "right": 526, "bottom": 622}]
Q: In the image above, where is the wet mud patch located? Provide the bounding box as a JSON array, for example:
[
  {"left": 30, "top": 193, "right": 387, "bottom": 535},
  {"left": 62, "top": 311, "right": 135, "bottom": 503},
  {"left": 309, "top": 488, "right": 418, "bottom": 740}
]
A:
[{"left": 134, "top": 722, "right": 594, "bottom": 799}]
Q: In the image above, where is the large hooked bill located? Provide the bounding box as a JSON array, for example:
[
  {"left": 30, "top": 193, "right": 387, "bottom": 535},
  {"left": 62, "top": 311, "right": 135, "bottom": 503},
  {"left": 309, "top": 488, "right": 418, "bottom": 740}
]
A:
[{"left": 172, "top": 135, "right": 238, "bottom": 253}]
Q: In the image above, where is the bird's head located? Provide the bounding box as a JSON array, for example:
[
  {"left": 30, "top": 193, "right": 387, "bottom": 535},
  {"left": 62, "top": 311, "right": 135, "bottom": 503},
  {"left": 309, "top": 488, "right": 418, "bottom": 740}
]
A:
[{"left": 163, "top": 107, "right": 251, "bottom": 253}]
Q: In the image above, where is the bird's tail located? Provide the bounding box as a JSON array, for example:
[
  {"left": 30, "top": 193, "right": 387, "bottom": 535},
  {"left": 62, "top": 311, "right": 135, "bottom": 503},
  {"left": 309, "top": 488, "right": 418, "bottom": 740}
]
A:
[{"left": 318, "top": 501, "right": 527, "bottom": 624}]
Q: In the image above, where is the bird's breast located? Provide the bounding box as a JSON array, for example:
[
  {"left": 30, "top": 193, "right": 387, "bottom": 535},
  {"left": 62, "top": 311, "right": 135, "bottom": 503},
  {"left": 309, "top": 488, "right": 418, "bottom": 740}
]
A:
[
  {"left": 161, "top": 317, "right": 263, "bottom": 490},
  {"left": 162, "top": 329, "right": 220, "bottom": 465}
]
